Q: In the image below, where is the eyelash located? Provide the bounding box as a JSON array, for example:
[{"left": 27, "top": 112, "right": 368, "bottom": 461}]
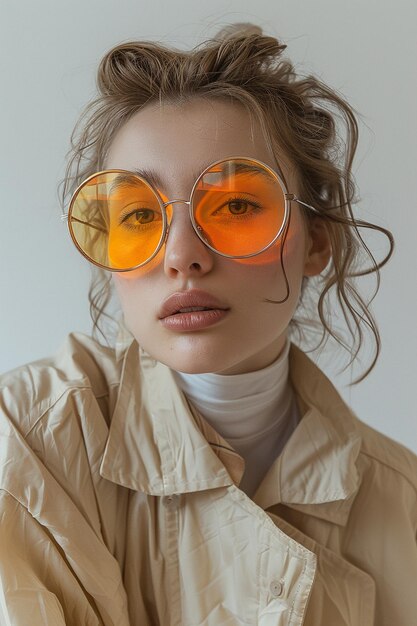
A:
[
  {"left": 213, "top": 195, "right": 263, "bottom": 217},
  {"left": 118, "top": 207, "right": 160, "bottom": 229}
]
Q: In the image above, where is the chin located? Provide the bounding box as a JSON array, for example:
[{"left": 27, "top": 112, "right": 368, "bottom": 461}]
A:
[
  {"left": 155, "top": 350, "right": 230, "bottom": 375},
  {"left": 163, "top": 357, "right": 219, "bottom": 375}
]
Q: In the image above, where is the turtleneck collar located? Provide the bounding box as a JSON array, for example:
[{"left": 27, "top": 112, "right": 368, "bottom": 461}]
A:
[{"left": 170, "top": 336, "right": 294, "bottom": 446}]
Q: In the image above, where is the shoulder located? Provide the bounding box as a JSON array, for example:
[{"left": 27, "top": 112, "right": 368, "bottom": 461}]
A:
[
  {"left": 290, "top": 342, "right": 417, "bottom": 495},
  {"left": 346, "top": 417, "right": 417, "bottom": 548},
  {"left": 0, "top": 332, "right": 121, "bottom": 436},
  {"left": 352, "top": 412, "right": 417, "bottom": 493},
  {"left": 0, "top": 332, "right": 125, "bottom": 518}
]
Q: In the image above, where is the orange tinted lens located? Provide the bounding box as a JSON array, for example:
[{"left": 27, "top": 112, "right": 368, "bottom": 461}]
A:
[
  {"left": 69, "top": 171, "right": 164, "bottom": 270},
  {"left": 192, "top": 160, "right": 285, "bottom": 256}
]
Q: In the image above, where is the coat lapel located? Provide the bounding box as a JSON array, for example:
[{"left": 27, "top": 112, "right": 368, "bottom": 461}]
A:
[{"left": 104, "top": 327, "right": 363, "bottom": 528}]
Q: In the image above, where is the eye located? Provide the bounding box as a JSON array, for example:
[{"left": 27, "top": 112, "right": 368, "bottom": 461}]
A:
[
  {"left": 212, "top": 195, "right": 262, "bottom": 218},
  {"left": 118, "top": 206, "right": 162, "bottom": 228},
  {"left": 228, "top": 200, "right": 251, "bottom": 215},
  {"left": 121, "top": 208, "right": 155, "bottom": 224}
]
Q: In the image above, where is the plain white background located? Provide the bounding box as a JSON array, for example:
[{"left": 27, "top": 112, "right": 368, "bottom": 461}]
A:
[{"left": 0, "top": 0, "right": 416, "bottom": 452}]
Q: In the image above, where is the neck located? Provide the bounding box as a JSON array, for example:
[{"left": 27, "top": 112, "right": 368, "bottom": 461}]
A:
[{"left": 171, "top": 337, "right": 293, "bottom": 445}]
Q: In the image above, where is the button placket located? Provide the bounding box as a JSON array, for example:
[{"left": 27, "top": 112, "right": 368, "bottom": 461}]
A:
[{"left": 162, "top": 494, "right": 181, "bottom": 510}]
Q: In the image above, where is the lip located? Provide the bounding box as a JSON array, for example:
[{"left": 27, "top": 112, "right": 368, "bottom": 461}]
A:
[
  {"left": 158, "top": 289, "right": 230, "bottom": 320},
  {"left": 160, "top": 308, "right": 229, "bottom": 331}
]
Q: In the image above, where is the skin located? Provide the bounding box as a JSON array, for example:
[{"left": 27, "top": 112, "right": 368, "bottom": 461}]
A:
[{"left": 106, "top": 98, "right": 331, "bottom": 374}]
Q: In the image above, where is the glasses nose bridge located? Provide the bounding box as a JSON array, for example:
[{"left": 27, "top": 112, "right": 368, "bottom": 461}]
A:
[
  {"left": 162, "top": 198, "right": 193, "bottom": 228},
  {"left": 162, "top": 198, "right": 191, "bottom": 210},
  {"left": 161, "top": 198, "right": 199, "bottom": 243}
]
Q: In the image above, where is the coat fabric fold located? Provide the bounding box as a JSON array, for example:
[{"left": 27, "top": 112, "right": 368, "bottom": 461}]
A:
[{"left": 0, "top": 330, "right": 416, "bottom": 625}]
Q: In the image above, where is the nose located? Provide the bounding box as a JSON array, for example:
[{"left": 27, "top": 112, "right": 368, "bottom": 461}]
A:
[{"left": 162, "top": 201, "right": 214, "bottom": 279}]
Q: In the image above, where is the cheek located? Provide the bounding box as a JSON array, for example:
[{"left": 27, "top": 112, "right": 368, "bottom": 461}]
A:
[
  {"left": 231, "top": 229, "right": 307, "bottom": 315},
  {"left": 111, "top": 244, "right": 165, "bottom": 302},
  {"left": 233, "top": 220, "right": 306, "bottom": 284}
]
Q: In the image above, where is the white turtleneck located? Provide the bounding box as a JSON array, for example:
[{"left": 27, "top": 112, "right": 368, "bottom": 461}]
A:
[{"left": 171, "top": 337, "right": 301, "bottom": 498}]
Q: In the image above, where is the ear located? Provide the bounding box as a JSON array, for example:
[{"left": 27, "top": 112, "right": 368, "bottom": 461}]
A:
[{"left": 303, "top": 216, "right": 332, "bottom": 277}]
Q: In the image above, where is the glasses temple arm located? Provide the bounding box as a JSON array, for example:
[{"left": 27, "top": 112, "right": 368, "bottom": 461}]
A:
[
  {"left": 287, "top": 194, "right": 322, "bottom": 217},
  {"left": 61, "top": 213, "right": 107, "bottom": 234}
]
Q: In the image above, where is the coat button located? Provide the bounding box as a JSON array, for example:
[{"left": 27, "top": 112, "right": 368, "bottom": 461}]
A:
[
  {"left": 269, "top": 580, "right": 284, "bottom": 598},
  {"left": 162, "top": 494, "right": 180, "bottom": 510}
]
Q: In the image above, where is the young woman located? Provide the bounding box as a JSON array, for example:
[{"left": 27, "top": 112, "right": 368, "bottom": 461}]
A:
[{"left": 1, "top": 24, "right": 416, "bottom": 626}]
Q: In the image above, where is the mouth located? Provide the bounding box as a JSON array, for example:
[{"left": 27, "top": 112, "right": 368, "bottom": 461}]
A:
[
  {"left": 159, "top": 307, "right": 230, "bottom": 331},
  {"left": 172, "top": 306, "right": 216, "bottom": 314},
  {"left": 158, "top": 289, "right": 230, "bottom": 320}
]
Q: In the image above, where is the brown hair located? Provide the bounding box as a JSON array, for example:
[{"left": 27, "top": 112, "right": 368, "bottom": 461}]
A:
[{"left": 61, "top": 23, "right": 394, "bottom": 385}]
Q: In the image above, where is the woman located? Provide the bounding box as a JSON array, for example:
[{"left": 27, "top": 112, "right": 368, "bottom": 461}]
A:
[{"left": 0, "top": 24, "right": 416, "bottom": 626}]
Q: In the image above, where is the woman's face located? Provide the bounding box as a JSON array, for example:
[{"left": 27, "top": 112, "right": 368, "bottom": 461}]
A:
[{"left": 106, "top": 98, "right": 318, "bottom": 374}]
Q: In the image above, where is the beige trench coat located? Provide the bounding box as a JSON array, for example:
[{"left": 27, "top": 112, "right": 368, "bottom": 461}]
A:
[{"left": 0, "top": 330, "right": 416, "bottom": 626}]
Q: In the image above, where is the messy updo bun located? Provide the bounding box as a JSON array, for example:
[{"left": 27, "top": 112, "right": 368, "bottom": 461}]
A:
[{"left": 61, "top": 23, "right": 394, "bottom": 384}]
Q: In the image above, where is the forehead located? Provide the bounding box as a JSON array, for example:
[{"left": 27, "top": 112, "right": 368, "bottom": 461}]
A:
[{"left": 105, "top": 98, "right": 293, "bottom": 189}]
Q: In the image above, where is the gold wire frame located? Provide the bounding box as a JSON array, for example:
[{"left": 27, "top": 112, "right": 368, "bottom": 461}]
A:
[{"left": 61, "top": 156, "right": 322, "bottom": 272}]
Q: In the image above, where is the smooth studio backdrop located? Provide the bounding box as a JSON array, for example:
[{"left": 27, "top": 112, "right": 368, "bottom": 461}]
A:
[{"left": 1, "top": 0, "right": 416, "bottom": 452}]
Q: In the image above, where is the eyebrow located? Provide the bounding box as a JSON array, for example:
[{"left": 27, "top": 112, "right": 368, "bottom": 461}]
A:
[
  {"left": 129, "top": 159, "right": 222, "bottom": 190},
  {"left": 130, "top": 167, "right": 165, "bottom": 189},
  {"left": 112, "top": 160, "right": 277, "bottom": 193}
]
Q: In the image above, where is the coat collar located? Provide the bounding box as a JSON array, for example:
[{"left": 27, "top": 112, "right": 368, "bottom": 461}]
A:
[{"left": 100, "top": 328, "right": 362, "bottom": 526}]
